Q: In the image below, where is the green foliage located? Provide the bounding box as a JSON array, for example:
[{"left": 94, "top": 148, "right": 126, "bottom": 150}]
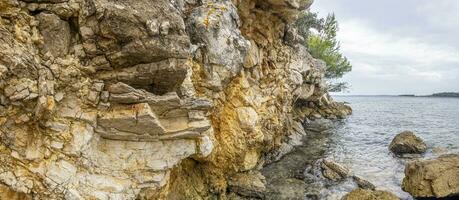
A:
[
  {"left": 295, "top": 12, "right": 352, "bottom": 91},
  {"left": 295, "top": 12, "right": 324, "bottom": 39},
  {"left": 327, "top": 82, "right": 350, "bottom": 92},
  {"left": 308, "top": 34, "right": 352, "bottom": 79}
]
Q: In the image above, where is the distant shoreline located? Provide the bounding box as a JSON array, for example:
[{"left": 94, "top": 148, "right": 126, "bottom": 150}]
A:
[
  {"left": 398, "top": 92, "right": 459, "bottom": 98},
  {"left": 331, "top": 94, "right": 459, "bottom": 98}
]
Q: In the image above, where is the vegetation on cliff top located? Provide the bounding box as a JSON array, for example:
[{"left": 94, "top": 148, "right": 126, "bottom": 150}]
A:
[{"left": 295, "top": 12, "right": 352, "bottom": 92}]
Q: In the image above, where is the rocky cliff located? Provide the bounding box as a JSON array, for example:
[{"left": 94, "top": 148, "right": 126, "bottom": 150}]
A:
[{"left": 0, "top": 0, "right": 351, "bottom": 199}]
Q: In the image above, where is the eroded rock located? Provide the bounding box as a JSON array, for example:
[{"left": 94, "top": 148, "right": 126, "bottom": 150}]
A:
[
  {"left": 97, "top": 103, "right": 166, "bottom": 138},
  {"left": 304, "top": 118, "right": 333, "bottom": 133},
  {"left": 389, "top": 131, "right": 427, "bottom": 155},
  {"left": 319, "top": 158, "right": 350, "bottom": 182},
  {"left": 79, "top": 0, "right": 190, "bottom": 68},
  {"left": 402, "top": 154, "right": 459, "bottom": 198},
  {"left": 236, "top": 107, "right": 259, "bottom": 132},
  {"left": 187, "top": 1, "right": 250, "bottom": 90}
]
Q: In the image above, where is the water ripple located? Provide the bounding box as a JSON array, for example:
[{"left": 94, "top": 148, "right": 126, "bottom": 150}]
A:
[{"left": 327, "top": 96, "right": 459, "bottom": 199}]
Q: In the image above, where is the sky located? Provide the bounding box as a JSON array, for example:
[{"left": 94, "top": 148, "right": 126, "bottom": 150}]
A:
[{"left": 311, "top": 0, "right": 459, "bottom": 95}]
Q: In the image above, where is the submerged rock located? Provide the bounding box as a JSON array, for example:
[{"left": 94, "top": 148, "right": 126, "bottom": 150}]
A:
[
  {"left": 265, "top": 178, "right": 307, "bottom": 200},
  {"left": 402, "top": 154, "right": 459, "bottom": 198},
  {"left": 432, "top": 147, "right": 449, "bottom": 155},
  {"left": 260, "top": 128, "right": 335, "bottom": 200},
  {"left": 389, "top": 131, "right": 427, "bottom": 155},
  {"left": 341, "top": 188, "right": 399, "bottom": 200},
  {"left": 352, "top": 175, "right": 376, "bottom": 190}
]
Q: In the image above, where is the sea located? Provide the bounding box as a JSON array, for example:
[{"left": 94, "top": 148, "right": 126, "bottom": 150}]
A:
[{"left": 324, "top": 96, "right": 459, "bottom": 199}]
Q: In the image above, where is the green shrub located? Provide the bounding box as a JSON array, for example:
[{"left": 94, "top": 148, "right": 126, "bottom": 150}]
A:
[{"left": 295, "top": 12, "right": 352, "bottom": 91}]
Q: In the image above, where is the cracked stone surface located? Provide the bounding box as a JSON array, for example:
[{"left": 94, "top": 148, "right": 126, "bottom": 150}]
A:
[{"left": 0, "top": 0, "right": 351, "bottom": 199}]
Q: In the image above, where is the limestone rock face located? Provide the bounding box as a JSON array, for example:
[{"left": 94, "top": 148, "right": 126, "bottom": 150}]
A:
[
  {"left": 36, "top": 12, "right": 71, "bottom": 58},
  {"left": 389, "top": 131, "right": 427, "bottom": 155},
  {"left": 341, "top": 188, "right": 399, "bottom": 200},
  {"left": 402, "top": 154, "right": 459, "bottom": 198},
  {"left": 0, "top": 0, "right": 350, "bottom": 199},
  {"left": 0, "top": 184, "right": 31, "bottom": 200},
  {"left": 186, "top": 1, "right": 250, "bottom": 90},
  {"left": 79, "top": 0, "right": 190, "bottom": 68},
  {"left": 304, "top": 118, "right": 334, "bottom": 133}
]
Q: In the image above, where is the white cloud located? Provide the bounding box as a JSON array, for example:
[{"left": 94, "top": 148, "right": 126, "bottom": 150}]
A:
[
  {"left": 338, "top": 20, "right": 459, "bottom": 65},
  {"left": 416, "top": 0, "right": 459, "bottom": 31},
  {"left": 338, "top": 20, "right": 459, "bottom": 80},
  {"left": 311, "top": 0, "right": 459, "bottom": 95},
  {"left": 416, "top": 71, "right": 443, "bottom": 81},
  {"left": 335, "top": 20, "right": 459, "bottom": 92}
]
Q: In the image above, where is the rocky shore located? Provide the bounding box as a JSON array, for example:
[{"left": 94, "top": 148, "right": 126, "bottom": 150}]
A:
[
  {"left": 0, "top": 0, "right": 354, "bottom": 199},
  {"left": 235, "top": 126, "right": 459, "bottom": 200},
  {"left": 2, "top": 0, "right": 455, "bottom": 199},
  {"left": 387, "top": 131, "right": 459, "bottom": 199}
]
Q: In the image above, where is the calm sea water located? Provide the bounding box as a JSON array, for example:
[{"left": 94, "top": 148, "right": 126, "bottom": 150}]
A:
[{"left": 325, "top": 96, "right": 459, "bottom": 199}]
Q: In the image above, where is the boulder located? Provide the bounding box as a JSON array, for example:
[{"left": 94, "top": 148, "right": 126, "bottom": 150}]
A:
[
  {"left": 228, "top": 172, "right": 266, "bottom": 198},
  {"left": 319, "top": 158, "right": 350, "bottom": 182},
  {"left": 402, "top": 154, "right": 459, "bottom": 198},
  {"left": 389, "top": 131, "right": 427, "bottom": 155},
  {"left": 341, "top": 188, "right": 398, "bottom": 200}
]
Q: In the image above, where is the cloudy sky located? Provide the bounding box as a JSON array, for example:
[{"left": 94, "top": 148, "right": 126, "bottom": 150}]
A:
[{"left": 311, "top": 0, "right": 459, "bottom": 95}]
